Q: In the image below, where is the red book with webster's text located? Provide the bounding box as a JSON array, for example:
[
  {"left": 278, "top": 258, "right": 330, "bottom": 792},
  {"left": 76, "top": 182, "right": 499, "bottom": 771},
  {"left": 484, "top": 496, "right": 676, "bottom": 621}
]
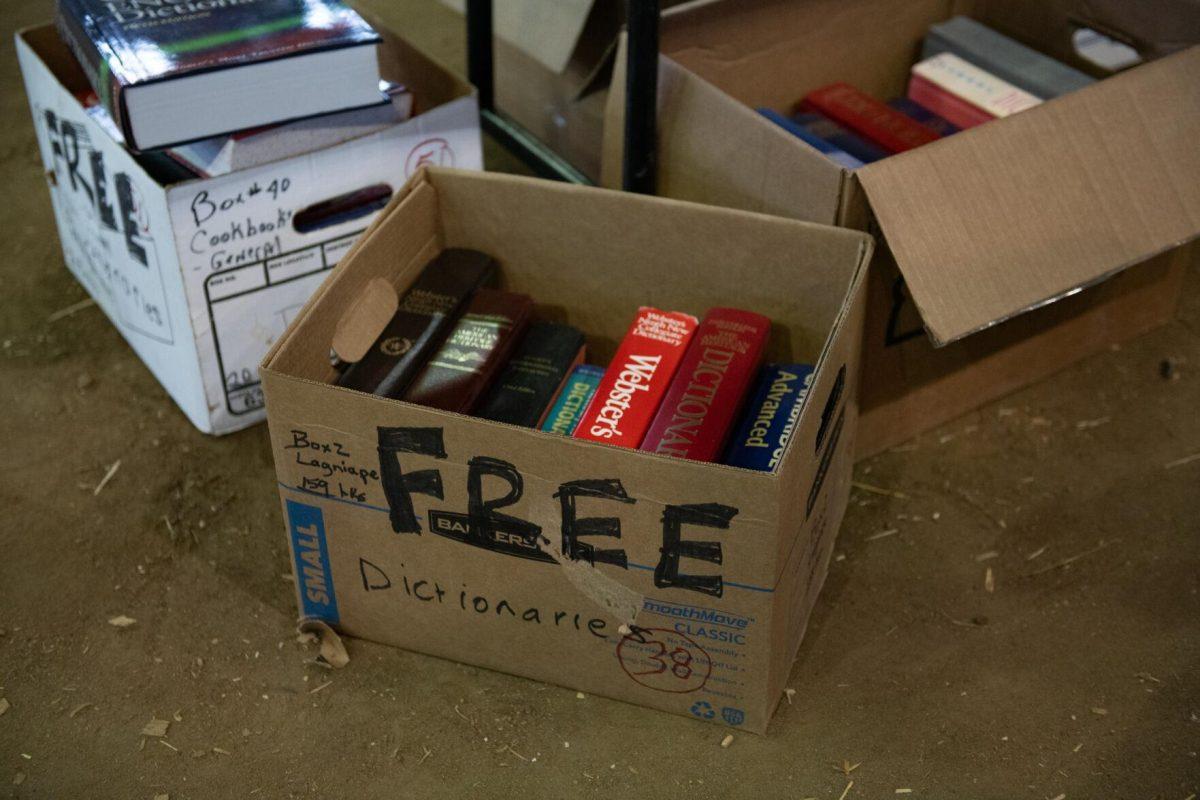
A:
[
  {"left": 573, "top": 307, "right": 698, "bottom": 449},
  {"left": 640, "top": 308, "right": 771, "bottom": 463},
  {"left": 798, "top": 82, "right": 941, "bottom": 154}
]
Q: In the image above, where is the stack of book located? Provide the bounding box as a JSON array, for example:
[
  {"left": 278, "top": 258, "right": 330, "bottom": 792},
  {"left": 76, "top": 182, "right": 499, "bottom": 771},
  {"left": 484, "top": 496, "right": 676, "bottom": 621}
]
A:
[
  {"left": 56, "top": 0, "right": 411, "bottom": 178},
  {"left": 760, "top": 16, "right": 1096, "bottom": 167},
  {"left": 336, "top": 249, "right": 814, "bottom": 472}
]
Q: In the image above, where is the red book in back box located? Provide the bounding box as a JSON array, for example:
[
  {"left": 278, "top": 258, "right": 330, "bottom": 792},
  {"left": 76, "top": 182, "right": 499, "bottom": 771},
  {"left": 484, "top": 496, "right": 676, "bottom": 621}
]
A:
[{"left": 798, "top": 82, "right": 941, "bottom": 154}]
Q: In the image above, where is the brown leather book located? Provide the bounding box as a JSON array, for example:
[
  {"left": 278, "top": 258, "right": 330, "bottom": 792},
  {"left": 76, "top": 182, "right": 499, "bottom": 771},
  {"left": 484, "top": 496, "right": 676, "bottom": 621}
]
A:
[
  {"left": 403, "top": 289, "right": 533, "bottom": 413},
  {"left": 336, "top": 249, "right": 495, "bottom": 397}
]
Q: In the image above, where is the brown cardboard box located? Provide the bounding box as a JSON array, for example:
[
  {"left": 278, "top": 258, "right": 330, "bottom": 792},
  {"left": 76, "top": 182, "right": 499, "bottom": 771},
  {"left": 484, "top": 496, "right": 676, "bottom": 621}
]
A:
[
  {"left": 602, "top": 0, "right": 1200, "bottom": 456},
  {"left": 260, "top": 167, "right": 872, "bottom": 731}
]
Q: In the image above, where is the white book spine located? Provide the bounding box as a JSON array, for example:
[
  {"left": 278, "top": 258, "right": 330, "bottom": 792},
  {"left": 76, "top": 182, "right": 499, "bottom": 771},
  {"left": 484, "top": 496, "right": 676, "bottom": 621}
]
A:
[{"left": 912, "top": 52, "right": 1043, "bottom": 118}]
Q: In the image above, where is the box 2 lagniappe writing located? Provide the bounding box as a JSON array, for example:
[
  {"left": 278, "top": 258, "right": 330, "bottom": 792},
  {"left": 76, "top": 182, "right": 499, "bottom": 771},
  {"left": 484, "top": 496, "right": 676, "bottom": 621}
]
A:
[
  {"left": 261, "top": 168, "right": 872, "bottom": 732},
  {"left": 16, "top": 20, "right": 482, "bottom": 435},
  {"left": 602, "top": 0, "right": 1200, "bottom": 456}
]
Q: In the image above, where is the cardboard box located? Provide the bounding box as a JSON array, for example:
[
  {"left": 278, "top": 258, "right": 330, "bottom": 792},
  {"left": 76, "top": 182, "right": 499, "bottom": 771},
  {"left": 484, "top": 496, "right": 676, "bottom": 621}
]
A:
[
  {"left": 17, "top": 23, "right": 483, "bottom": 435},
  {"left": 260, "top": 167, "right": 873, "bottom": 731},
  {"left": 602, "top": 0, "right": 1200, "bottom": 455}
]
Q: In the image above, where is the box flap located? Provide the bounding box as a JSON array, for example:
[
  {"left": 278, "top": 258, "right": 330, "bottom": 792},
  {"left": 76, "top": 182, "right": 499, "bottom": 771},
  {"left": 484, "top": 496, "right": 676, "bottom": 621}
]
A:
[{"left": 856, "top": 45, "right": 1200, "bottom": 345}]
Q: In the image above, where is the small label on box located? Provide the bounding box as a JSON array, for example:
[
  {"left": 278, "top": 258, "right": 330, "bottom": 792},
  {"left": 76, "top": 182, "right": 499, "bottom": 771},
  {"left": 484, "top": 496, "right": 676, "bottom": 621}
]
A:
[{"left": 286, "top": 499, "right": 340, "bottom": 623}]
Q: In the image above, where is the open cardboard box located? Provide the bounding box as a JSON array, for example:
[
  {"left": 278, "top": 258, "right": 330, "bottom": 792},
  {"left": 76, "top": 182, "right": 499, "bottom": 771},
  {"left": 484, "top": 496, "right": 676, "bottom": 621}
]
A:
[
  {"left": 260, "top": 167, "right": 872, "bottom": 731},
  {"left": 17, "top": 21, "right": 482, "bottom": 434},
  {"left": 602, "top": 0, "right": 1200, "bottom": 455}
]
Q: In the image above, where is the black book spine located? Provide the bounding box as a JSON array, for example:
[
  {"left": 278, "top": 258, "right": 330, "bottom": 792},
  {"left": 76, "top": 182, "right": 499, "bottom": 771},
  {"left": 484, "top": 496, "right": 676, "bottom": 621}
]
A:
[
  {"left": 477, "top": 322, "right": 586, "bottom": 428},
  {"left": 336, "top": 249, "right": 495, "bottom": 398}
]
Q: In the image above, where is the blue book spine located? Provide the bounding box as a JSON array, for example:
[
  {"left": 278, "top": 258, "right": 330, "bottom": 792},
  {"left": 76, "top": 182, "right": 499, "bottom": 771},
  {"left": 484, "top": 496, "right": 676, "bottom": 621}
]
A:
[
  {"left": 886, "top": 96, "right": 960, "bottom": 136},
  {"left": 541, "top": 364, "right": 604, "bottom": 436},
  {"left": 757, "top": 108, "right": 864, "bottom": 170},
  {"left": 723, "top": 364, "right": 815, "bottom": 472},
  {"left": 790, "top": 112, "right": 890, "bottom": 164}
]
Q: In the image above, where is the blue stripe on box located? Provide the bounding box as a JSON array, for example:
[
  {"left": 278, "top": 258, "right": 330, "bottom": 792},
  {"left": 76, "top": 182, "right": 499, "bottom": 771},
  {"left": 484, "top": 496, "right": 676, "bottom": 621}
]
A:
[{"left": 286, "top": 499, "right": 339, "bottom": 623}]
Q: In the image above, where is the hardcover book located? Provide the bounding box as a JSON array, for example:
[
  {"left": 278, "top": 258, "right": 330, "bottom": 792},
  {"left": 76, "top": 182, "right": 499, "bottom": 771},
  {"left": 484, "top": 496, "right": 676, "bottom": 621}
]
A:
[
  {"left": 797, "top": 83, "right": 941, "bottom": 154},
  {"left": 55, "top": 0, "right": 383, "bottom": 150},
  {"left": 909, "top": 53, "right": 1043, "bottom": 129},
  {"left": 167, "top": 82, "right": 413, "bottom": 177},
  {"left": 724, "top": 364, "right": 815, "bottom": 472},
  {"left": 477, "top": 322, "right": 587, "bottom": 428},
  {"left": 757, "top": 108, "right": 864, "bottom": 170},
  {"left": 790, "top": 112, "right": 891, "bottom": 164},
  {"left": 336, "top": 249, "right": 495, "bottom": 398},
  {"left": 924, "top": 16, "right": 1095, "bottom": 99},
  {"left": 541, "top": 364, "right": 605, "bottom": 436},
  {"left": 886, "top": 97, "right": 960, "bottom": 136},
  {"left": 403, "top": 289, "right": 533, "bottom": 414},
  {"left": 641, "top": 308, "right": 771, "bottom": 463},
  {"left": 573, "top": 307, "right": 698, "bottom": 449}
]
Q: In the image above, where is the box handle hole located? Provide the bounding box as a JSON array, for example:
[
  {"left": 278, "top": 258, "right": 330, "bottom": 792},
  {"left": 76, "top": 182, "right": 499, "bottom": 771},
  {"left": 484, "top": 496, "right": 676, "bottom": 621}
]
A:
[{"left": 293, "top": 183, "right": 393, "bottom": 234}]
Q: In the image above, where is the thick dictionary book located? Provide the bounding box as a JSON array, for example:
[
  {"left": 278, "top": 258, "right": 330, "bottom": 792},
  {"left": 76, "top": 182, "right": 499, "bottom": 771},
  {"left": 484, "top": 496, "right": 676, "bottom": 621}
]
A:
[
  {"left": 790, "top": 112, "right": 890, "bottom": 164},
  {"left": 403, "top": 290, "right": 532, "bottom": 414},
  {"left": 797, "top": 83, "right": 941, "bottom": 154},
  {"left": 757, "top": 109, "right": 864, "bottom": 170},
  {"left": 541, "top": 364, "right": 605, "bottom": 436},
  {"left": 573, "top": 307, "right": 698, "bottom": 449},
  {"left": 55, "top": 0, "right": 383, "bottom": 150},
  {"left": 337, "top": 249, "right": 495, "bottom": 398},
  {"left": 167, "top": 81, "right": 412, "bottom": 177},
  {"left": 924, "top": 16, "right": 1095, "bottom": 99},
  {"left": 641, "top": 308, "right": 770, "bottom": 463},
  {"left": 886, "top": 97, "right": 960, "bottom": 136},
  {"left": 477, "top": 323, "right": 587, "bottom": 428},
  {"left": 909, "top": 53, "right": 1042, "bottom": 129},
  {"left": 724, "top": 364, "right": 815, "bottom": 472}
]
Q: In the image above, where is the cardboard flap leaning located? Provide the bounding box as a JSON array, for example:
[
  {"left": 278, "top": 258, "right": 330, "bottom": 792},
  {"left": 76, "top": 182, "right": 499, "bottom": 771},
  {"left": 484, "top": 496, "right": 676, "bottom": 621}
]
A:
[
  {"left": 856, "top": 45, "right": 1200, "bottom": 345},
  {"left": 261, "top": 167, "right": 872, "bottom": 732}
]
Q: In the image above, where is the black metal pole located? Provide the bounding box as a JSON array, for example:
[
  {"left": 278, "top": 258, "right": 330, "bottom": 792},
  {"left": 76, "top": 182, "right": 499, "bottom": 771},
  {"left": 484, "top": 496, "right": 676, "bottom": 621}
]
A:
[
  {"left": 623, "top": 0, "right": 659, "bottom": 194},
  {"left": 465, "top": 0, "right": 494, "bottom": 112}
]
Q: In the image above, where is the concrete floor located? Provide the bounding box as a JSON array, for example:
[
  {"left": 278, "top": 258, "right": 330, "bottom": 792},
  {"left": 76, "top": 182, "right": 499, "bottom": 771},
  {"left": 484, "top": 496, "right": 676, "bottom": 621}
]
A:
[{"left": 1, "top": 1, "right": 1198, "bottom": 798}]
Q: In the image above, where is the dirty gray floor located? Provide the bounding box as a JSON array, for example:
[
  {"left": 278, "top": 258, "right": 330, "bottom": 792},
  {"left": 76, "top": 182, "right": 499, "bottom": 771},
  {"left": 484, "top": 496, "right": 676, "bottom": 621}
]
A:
[{"left": 1, "top": 1, "right": 1198, "bottom": 798}]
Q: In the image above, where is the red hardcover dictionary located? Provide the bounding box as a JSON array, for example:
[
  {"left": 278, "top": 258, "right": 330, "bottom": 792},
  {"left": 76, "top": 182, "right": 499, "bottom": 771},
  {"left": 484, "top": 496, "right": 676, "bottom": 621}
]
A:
[
  {"left": 641, "top": 308, "right": 771, "bottom": 462},
  {"left": 403, "top": 289, "right": 533, "bottom": 413},
  {"left": 797, "top": 82, "right": 941, "bottom": 154},
  {"left": 573, "top": 307, "right": 698, "bottom": 448}
]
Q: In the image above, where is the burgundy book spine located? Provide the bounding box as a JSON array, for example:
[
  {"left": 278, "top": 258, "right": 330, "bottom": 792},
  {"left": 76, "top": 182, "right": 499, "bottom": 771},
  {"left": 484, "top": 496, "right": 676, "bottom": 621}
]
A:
[
  {"left": 335, "top": 249, "right": 495, "bottom": 398},
  {"left": 907, "top": 73, "right": 995, "bottom": 129},
  {"left": 402, "top": 289, "right": 533, "bottom": 413},
  {"left": 798, "top": 82, "right": 941, "bottom": 154},
  {"left": 640, "top": 308, "right": 771, "bottom": 462},
  {"left": 573, "top": 307, "right": 698, "bottom": 448}
]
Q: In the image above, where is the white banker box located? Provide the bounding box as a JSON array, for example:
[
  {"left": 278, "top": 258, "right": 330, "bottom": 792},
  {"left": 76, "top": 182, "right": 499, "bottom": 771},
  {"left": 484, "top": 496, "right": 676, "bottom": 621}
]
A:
[{"left": 17, "top": 23, "right": 482, "bottom": 434}]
